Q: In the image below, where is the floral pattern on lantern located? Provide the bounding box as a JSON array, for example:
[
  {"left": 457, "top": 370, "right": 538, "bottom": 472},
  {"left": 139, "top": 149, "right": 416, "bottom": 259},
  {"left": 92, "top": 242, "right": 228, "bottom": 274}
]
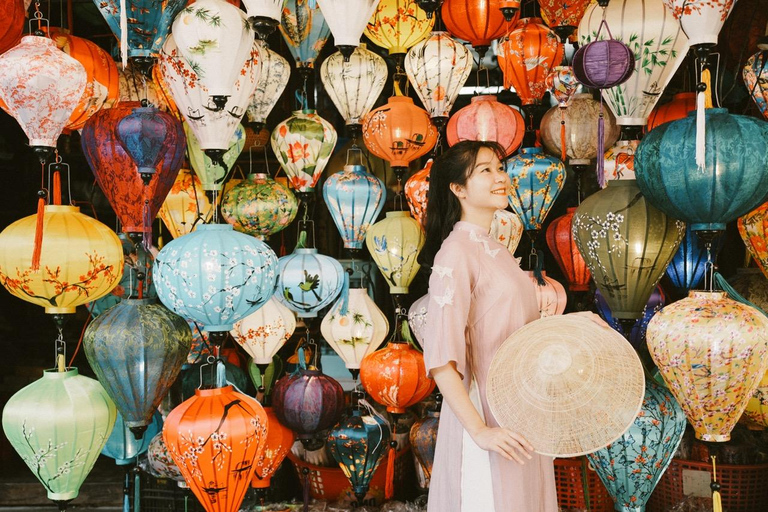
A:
[
  {"left": 526, "top": 271, "right": 567, "bottom": 317},
  {"left": 252, "top": 407, "right": 294, "bottom": 489},
  {"left": 744, "top": 51, "right": 768, "bottom": 120},
  {"left": 246, "top": 42, "right": 291, "bottom": 128},
  {"left": 159, "top": 169, "right": 214, "bottom": 239},
  {"left": 147, "top": 431, "right": 185, "bottom": 483},
  {"left": 490, "top": 209, "right": 524, "bottom": 256},
  {"left": 546, "top": 66, "right": 580, "bottom": 108},
  {"left": 408, "top": 293, "right": 429, "bottom": 347},
  {"left": 602, "top": 139, "right": 639, "bottom": 187},
  {"left": 545, "top": 207, "right": 591, "bottom": 292},
  {"left": 323, "top": 164, "right": 386, "bottom": 250},
  {"left": 280, "top": 0, "right": 331, "bottom": 70},
  {"left": 366, "top": 211, "right": 425, "bottom": 294},
  {"left": 231, "top": 297, "right": 296, "bottom": 366},
  {"left": 275, "top": 248, "right": 345, "bottom": 318},
  {"left": 405, "top": 159, "right": 431, "bottom": 228},
  {"left": 221, "top": 173, "right": 298, "bottom": 239},
  {"left": 662, "top": 0, "right": 735, "bottom": 48},
  {"left": 739, "top": 201, "right": 768, "bottom": 280},
  {"left": 446, "top": 95, "right": 524, "bottom": 157},
  {"left": 365, "top": 0, "right": 434, "bottom": 55},
  {"left": 539, "top": 0, "right": 591, "bottom": 40},
  {"left": 505, "top": 147, "right": 566, "bottom": 232}
]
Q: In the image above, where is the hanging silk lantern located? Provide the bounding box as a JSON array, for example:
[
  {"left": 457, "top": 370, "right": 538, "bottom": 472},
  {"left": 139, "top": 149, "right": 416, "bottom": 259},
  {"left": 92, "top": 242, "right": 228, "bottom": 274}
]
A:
[
  {"left": 573, "top": 179, "right": 685, "bottom": 319},
  {"left": 362, "top": 96, "right": 438, "bottom": 179},
  {"left": 147, "top": 431, "right": 186, "bottom": 483},
  {"left": 0, "top": 0, "right": 23, "bottom": 55},
  {"left": 446, "top": 95, "right": 525, "bottom": 157},
  {"left": 252, "top": 407, "right": 295, "bottom": 490},
  {"left": 739, "top": 201, "right": 768, "bottom": 280},
  {"left": 405, "top": 159, "right": 431, "bottom": 228},
  {"left": 601, "top": 139, "right": 639, "bottom": 188},
  {"left": 246, "top": 43, "right": 291, "bottom": 130},
  {"left": 594, "top": 284, "right": 667, "bottom": 351},
  {"left": 221, "top": 173, "right": 299, "bottom": 239},
  {"left": 586, "top": 381, "right": 687, "bottom": 512},
  {"left": 578, "top": 0, "right": 689, "bottom": 127},
  {"left": 538, "top": 0, "right": 591, "bottom": 41},
  {"left": 666, "top": 225, "right": 724, "bottom": 296},
  {"left": 117, "top": 106, "right": 182, "bottom": 183},
  {"left": 271, "top": 109, "right": 338, "bottom": 195},
  {"left": 327, "top": 406, "right": 392, "bottom": 503},
  {"left": 647, "top": 92, "right": 697, "bottom": 131},
  {"left": 231, "top": 297, "right": 296, "bottom": 366},
  {"left": 316, "top": 0, "right": 380, "bottom": 59},
  {"left": 154, "top": 224, "right": 279, "bottom": 334},
  {"left": 663, "top": 0, "right": 735, "bottom": 50},
  {"left": 545, "top": 207, "right": 591, "bottom": 292},
  {"left": 744, "top": 51, "right": 768, "bottom": 120},
  {"left": 441, "top": 0, "right": 514, "bottom": 55},
  {"left": 408, "top": 293, "right": 429, "bottom": 348},
  {"left": 526, "top": 271, "right": 567, "bottom": 317},
  {"left": 497, "top": 18, "right": 564, "bottom": 106},
  {"left": 743, "top": 371, "right": 768, "bottom": 429},
  {"left": 102, "top": 411, "right": 163, "bottom": 466},
  {"left": 275, "top": 248, "right": 345, "bottom": 318},
  {"left": 410, "top": 403, "right": 439, "bottom": 485},
  {"left": 546, "top": 66, "right": 580, "bottom": 108},
  {"left": 505, "top": 147, "right": 566, "bottom": 232},
  {"left": 366, "top": 211, "right": 425, "bottom": 294},
  {"left": 490, "top": 208, "right": 524, "bottom": 255},
  {"left": 0, "top": 205, "right": 124, "bottom": 314},
  {"left": 321, "top": 289, "right": 389, "bottom": 375},
  {"left": 0, "top": 34, "right": 86, "bottom": 164},
  {"left": 164, "top": 385, "right": 268, "bottom": 511},
  {"left": 242, "top": 0, "right": 285, "bottom": 39},
  {"left": 159, "top": 169, "right": 214, "bottom": 240},
  {"left": 635, "top": 109, "right": 768, "bottom": 232},
  {"left": 323, "top": 164, "right": 386, "bottom": 250},
  {"left": 360, "top": 341, "right": 436, "bottom": 414},
  {"left": 280, "top": 0, "right": 331, "bottom": 72},
  {"left": 404, "top": 31, "right": 473, "bottom": 125},
  {"left": 320, "top": 45, "right": 388, "bottom": 130},
  {"left": 187, "top": 123, "right": 246, "bottom": 193},
  {"left": 648, "top": 290, "right": 768, "bottom": 441},
  {"left": 81, "top": 102, "right": 185, "bottom": 235},
  {"left": 83, "top": 298, "right": 192, "bottom": 438},
  {"left": 2, "top": 368, "right": 116, "bottom": 506},
  {"left": 572, "top": 30, "right": 634, "bottom": 91},
  {"left": 364, "top": 0, "right": 434, "bottom": 55}
]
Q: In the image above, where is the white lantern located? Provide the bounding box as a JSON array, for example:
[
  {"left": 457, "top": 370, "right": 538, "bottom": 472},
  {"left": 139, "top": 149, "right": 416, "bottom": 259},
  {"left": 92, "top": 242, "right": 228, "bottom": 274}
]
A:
[
  {"left": 232, "top": 297, "right": 296, "bottom": 366},
  {"left": 663, "top": 0, "right": 737, "bottom": 48},
  {"left": 246, "top": 43, "right": 291, "bottom": 129},
  {"left": 242, "top": 0, "right": 285, "bottom": 39},
  {"left": 316, "top": 0, "right": 381, "bottom": 59}
]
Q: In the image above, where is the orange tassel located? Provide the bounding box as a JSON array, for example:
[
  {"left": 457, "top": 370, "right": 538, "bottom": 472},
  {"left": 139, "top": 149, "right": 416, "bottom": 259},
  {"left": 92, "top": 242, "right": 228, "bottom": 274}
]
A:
[
  {"left": 385, "top": 441, "right": 396, "bottom": 500},
  {"left": 560, "top": 110, "right": 567, "bottom": 163},
  {"left": 52, "top": 170, "right": 61, "bottom": 205},
  {"left": 31, "top": 194, "right": 46, "bottom": 271}
]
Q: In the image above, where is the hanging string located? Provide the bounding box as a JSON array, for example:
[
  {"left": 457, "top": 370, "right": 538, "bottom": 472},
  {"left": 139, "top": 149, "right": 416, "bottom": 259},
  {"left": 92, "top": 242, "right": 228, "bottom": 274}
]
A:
[
  {"left": 55, "top": 334, "right": 66, "bottom": 372},
  {"left": 704, "top": 242, "right": 714, "bottom": 292},
  {"left": 67, "top": 313, "right": 91, "bottom": 367}
]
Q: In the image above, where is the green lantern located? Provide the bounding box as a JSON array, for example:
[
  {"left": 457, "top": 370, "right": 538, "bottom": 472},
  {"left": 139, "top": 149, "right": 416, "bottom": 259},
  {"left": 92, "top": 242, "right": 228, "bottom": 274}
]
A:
[
  {"left": 572, "top": 180, "right": 684, "bottom": 319},
  {"left": 221, "top": 173, "right": 299, "bottom": 239},
  {"left": 186, "top": 122, "right": 246, "bottom": 192},
  {"left": 2, "top": 368, "right": 117, "bottom": 508}
]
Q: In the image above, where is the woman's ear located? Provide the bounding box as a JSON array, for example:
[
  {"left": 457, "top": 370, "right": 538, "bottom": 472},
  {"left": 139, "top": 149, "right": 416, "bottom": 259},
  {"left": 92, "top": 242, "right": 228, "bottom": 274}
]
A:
[{"left": 449, "top": 182, "right": 465, "bottom": 200}]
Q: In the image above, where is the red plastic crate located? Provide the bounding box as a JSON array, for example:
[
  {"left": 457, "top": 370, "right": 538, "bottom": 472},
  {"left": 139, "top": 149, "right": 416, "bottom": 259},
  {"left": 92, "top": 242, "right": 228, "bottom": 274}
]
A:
[{"left": 554, "top": 456, "right": 614, "bottom": 512}]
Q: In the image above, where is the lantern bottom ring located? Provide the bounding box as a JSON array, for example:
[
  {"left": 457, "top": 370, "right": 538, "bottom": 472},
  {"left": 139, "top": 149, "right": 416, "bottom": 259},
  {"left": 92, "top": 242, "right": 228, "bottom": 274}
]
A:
[
  {"left": 696, "top": 433, "right": 730, "bottom": 442},
  {"left": 569, "top": 159, "right": 591, "bottom": 166},
  {"left": 691, "top": 223, "right": 726, "bottom": 233},
  {"left": 616, "top": 118, "right": 647, "bottom": 127}
]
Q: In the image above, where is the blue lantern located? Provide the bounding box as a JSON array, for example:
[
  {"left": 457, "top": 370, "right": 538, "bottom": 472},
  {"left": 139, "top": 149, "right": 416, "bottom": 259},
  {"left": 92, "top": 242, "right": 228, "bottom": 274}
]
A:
[
  {"left": 505, "top": 147, "right": 566, "bottom": 232},
  {"left": 636, "top": 109, "right": 768, "bottom": 232},
  {"left": 102, "top": 411, "right": 163, "bottom": 465},
  {"left": 280, "top": 0, "right": 331, "bottom": 71},
  {"left": 595, "top": 285, "right": 666, "bottom": 351},
  {"left": 276, "top": 248, "right": 344, "bottom": 318},
  {"left": 154, "top": 224, "right": 279, "bottom": 331},
  {"left": 587, "top": 380, "right": 686, "bottom": 512},
  {"left": 665, "top": 225, "right": 724, "bottom": 295},
  {"left": 323, "top": 164, "right": 385, "bottom": 250},
  {"left": 116, "top": 106, "right": 178, "bottom": 181}
]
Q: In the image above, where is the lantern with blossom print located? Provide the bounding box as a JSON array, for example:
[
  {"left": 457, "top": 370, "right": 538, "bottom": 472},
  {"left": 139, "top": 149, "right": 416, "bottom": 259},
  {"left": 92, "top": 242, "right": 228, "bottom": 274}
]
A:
[
  {"left": 231, "top": 297, "right": 296, "bottom": 367},
  {"left": 366, "top": 212, "right": 425, "bottom": 295},
  {"left": 405, "top": 160, "right": 431, "bottom": 228},
  {"left": 251, "top": 407, "right": 294, "bottom": 490},
  {"left": 538, "top": 0, "right": 591, "bottom": 41},
  {"left": 221, "top": 173, "right": 299, "bottom": 239},
  {"left": 365, "top": 0, "right": 434, "bottom": 56}
]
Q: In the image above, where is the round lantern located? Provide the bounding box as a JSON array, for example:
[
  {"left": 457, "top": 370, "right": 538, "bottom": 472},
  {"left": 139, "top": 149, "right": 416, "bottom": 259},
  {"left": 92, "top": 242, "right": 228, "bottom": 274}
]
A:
[
  {"left": 573, "top": 180, "right": 685, "bottom": 320},
  {"left": 365, "top": 211, "right": 425, "bottom": 295},
  {"left": 647, "top": 290, "right": 768, "bottom": 441},
  {"left": 252, "top": 407, "right": 295, "bottom": 489},
  {"left": 275, "top": 248, "right": 345, "bottom": 318},
  {"left": 360, "top": 341, "right": 436, "bottom": 414},
  {"left": 586, "top": 381, "right": 687, "bottom": 511},
  {"left": 538, "top": 0, "right": 591, "bottom": 40},
  {"left": 647, "top": 92, "right": 697, "bottom": 131},
  {"left": 271, "top": 109, "right": 338, "bottom": 195},
  {"left": 405, "top": 159, "right": 431, "bottom": 228},
  {"left": 404, "top": 32, "right": 473, "bottom": 124},
  {"left": 102, "top": 411, "right": 163, "bottom": 466},
  {"left": 0, "top": 0, "right": 23, "bottom": 55},
  {"left": 595, "top": 285, "right": 667, "bottom": 351},
  {"left": 497, "top": 18, "right": 564, "bottom": 106},
  {"left": 490, "top": 208, "right": 524, "bottom": 255},
  {"left": 526, "top": 271, "right": 567, "bottom": 317},
  {"left": 505, "top": 147, "right": 566, "bottom": 232},
  {"left": 164, "top": 385, "right": 268, "bottom": 511},
  {"left": 153, "top": 224, "right": 279, "bottom": 333},
  {"left": 83, "top": 298, "right": 192, "bottom": 438},
  {"left": 321, "top": 288, "right": 389, "bottom": 376},
  {"left": 545, "top": 207, "right": 591, "bottom": 292},
  {"left": 317, "top": 0, "right": 380, "bottom": 58},
  {"left": 280, "top": 0, "right": 331, "bottom": 71},
  {"left": 408, "top": 294, "right": 429, "bottom": 347},
  {"left": 2, "top": 368, "right": 117, "bottom": 506},
  {"left": 365, "top": 0, "right": 434, "bottom": 55},
  {"left": 247, "top": 43, "right": 290, "bottom": 130},
  {"left": 0, "top": 34, "right": 86, "bottom": 163},
  {"left": 221, "top": 173, "right": 299, "bottom": 239},
  {"left": 744, "top": 51, "right": 768, "bottom": 120},
  {"left": 635, "top": 109, "right": 768, "bottom": 232},
  {"left": 159, "top": 169, "right": 214, "bottom": 239},
  {"left": 0, "top": 205, "right": 124, "bottom": 314},
  {"left": 441, "top": 0, "right": 513, "bottom": 55},
  {"left": 739, "top": 201, "right": 768, "bottom": 280},
  {"left": 147, "top": 431, "right": 186, "bottom": 483},
  {"left": 572, "top": 36, "right": 634, "bottom": 90},
  {"left": 231, "top": 297, "right": 296, "bottom": 366},
  {"left": 546, "top": 66, "right": 580, "bottom": 108},
  {"left": 410, "top": 402, "right": 439, "bottom": 482},
  {"left": 323, "top": 164, "right": 386, "bottom": 250},
  {"left": 187, "top": 122, "right": 246, "bottom": 192},
  {"left": 446, "top": 95, "right": 524, "bottom": 157},
  {"left": 601, "top": 139, "right": 639, "bottom": 188},
  {"left": 666, "top": 225, "right": 724, "bottom": 296},
  {"left": 320, "top": 45, "right": 388, "bottom": 130}
]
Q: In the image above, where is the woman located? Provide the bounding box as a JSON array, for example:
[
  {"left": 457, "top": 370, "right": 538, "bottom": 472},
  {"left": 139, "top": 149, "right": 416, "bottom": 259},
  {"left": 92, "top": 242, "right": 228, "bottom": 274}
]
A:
[{"left": 420, "top": 140, "right": 557, "bottom": 512}]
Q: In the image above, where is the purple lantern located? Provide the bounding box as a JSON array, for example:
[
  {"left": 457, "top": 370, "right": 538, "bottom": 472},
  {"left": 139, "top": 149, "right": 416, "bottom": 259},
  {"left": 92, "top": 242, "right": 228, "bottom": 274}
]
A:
[
  {"left": 595, "top": 284, "right": 667, "bottom": 350},
  {"left": 117, "top": 106, "right": 178, "bottom": 183}
]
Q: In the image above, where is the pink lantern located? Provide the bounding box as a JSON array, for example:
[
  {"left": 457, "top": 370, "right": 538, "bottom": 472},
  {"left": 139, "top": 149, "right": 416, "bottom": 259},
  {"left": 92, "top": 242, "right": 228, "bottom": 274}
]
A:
[
  {"left": 446, "top": 95, "right": 524, "bottom": 157},
  {"left": 526, "top": 271, "right": 567, "bottom": 317}
]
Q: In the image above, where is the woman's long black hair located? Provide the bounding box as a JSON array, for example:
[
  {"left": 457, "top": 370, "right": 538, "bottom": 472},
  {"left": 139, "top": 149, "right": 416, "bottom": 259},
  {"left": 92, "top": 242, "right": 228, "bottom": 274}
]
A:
[{"left": 418, "top": 140, "right": 507, "bottom": 269}]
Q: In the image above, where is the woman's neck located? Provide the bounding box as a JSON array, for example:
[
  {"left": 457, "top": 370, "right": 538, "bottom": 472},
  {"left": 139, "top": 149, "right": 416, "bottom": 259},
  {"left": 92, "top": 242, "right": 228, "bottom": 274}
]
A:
[{"left": 459, "top": 209, "right": 495, "bottom": 232}]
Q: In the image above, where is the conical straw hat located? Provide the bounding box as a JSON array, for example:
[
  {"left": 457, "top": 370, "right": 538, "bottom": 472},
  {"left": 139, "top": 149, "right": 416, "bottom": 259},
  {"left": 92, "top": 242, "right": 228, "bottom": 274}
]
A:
[{"left": 487, "top": 315, "right": 645, "bottom": 457}]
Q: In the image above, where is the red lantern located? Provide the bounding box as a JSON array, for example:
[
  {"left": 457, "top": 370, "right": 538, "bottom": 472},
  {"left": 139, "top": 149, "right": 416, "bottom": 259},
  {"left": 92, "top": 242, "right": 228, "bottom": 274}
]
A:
[
  {"left": 360, "top": 341, "right": 436, "bottom": 415},
  {"left": 251, "top": 407, "right": 294, "bottom": 490},
  {"left": 441, "top": 0, "right": 515, "bottom": 55},
  {"left": 405, "top": 159, "right": 431, "bottom": 228},
  {"left": 545, "top": 207, "right": 591, "bottom": 292},
  {"left": 0, "top": 0, "right": 24, "bottom": 55},
  {"left": 646, "top": 92, "right": 697, "bottom": 132},
  {"left": 446, "top": 95, "right": 524, "bottom": 157},
  {"left": 163, "top": 385, "right": 268, "bottom": 512}
]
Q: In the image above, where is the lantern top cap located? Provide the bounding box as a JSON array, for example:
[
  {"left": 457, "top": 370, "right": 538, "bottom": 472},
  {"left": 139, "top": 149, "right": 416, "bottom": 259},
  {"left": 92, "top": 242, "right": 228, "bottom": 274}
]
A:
[
  {"left": 385, "top": 211, "right": 412, "bottom": 218},
  {"left": 43, "top": 367, "right": 79, "bottom": 379},
  {"left": 195, "top": 384, "right": 234, "bottom": 397},
  {"left": 45, "top": 205, "right": 79, "bottom": 214},
  {"left": 248, "top": 173, "right": 269, "bottom": 181},
  {"left": 20, "top": 34, "right": 56, "bottom": 46},
  {"left": 292, "top": 109, "right": 318, "bottom": 116},
  {"left": 343, "top": 164, "right": 367, "bottom": 173},
  {"left": 195, "top": 223, "right": 234, "bottom": 232}
]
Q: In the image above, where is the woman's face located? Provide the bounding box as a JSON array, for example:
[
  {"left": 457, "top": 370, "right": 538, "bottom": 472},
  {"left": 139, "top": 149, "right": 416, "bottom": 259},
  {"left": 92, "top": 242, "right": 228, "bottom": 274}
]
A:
[{"left": 452, "top": 147, "right": 510, "bottom": 215}]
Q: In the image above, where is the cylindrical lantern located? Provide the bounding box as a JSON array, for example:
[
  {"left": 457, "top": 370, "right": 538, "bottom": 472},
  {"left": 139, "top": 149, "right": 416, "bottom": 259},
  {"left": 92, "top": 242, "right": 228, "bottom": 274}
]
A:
[
  {"left": 526, "top": 271, "right": 567, "bottom": 317},
  {"left": 275, "top": 248, "right": 345, "bottom": 318},
  {"left": 317, "top": 0, "right": 380, "bottom": 58},
  {"left": 505, "top": 147, "right": 566, "bottom": 232},
  {"left": 252, "top": 407, "right": 295, "bottom": 489},
  {"left": 247, "top": 42, "right": 290, "bottom": 129},
  {"left": 364, "top": 0, "right": 434, "bottom": 55},
  {"left": 158, "top": 169, "right": 214, "bottom": 239},
  {"left": 280, "top": 0, "right": 331, "bottom": 71},
  {"left": 221, "top": 173, "right": 298, "bottom": 239},
  {"left": 646, "top": 92, "right": 696, "bottom": 131},
  {"left": 323, "top": 164, "right": 386, "bottom": 250},
  {"left": 231, "top": 297, "right": 296, "bottom": 366},
  {"left": 365, "top": 211, "right": 425, "bottom": 294},
  {"left": 446, "top": 95, "right": 525, "bottom": 157},
  {"left": 441, "top": 0, "right": 513, "bottom": 53},
  {"left": 545, "top": 207, "right": 591, "bottom": 292}
]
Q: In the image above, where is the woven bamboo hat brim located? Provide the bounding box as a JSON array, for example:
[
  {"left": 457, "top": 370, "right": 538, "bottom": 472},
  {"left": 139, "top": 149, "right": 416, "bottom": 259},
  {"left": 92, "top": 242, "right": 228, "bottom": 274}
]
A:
[{"left": 487, "top": 315, "right": 645, "bottom": 457}]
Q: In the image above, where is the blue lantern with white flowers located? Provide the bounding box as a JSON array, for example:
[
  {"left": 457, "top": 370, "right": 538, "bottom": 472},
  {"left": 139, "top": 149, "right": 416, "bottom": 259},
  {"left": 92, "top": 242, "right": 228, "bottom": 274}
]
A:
[
  {"left": 323, "top": 164, "right": 385, "bottom": 250},
  {"left": 505, "top": 147, "right": 566, "bottom": 232},
  {"left": 153, "top": 224, "right": 279, "bottom": 332},
  {"left": 276, "top": 248, "right": 344, "bottom": 318},
  {"left": 665, "top": 225, "right": 724, "bottom": 296}
]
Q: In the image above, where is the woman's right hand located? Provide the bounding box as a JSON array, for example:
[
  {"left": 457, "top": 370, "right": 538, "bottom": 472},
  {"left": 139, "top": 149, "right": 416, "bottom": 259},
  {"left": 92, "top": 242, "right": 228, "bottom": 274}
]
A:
[{"left": 471, "top": 426, "right": 534, "bottom": 464}]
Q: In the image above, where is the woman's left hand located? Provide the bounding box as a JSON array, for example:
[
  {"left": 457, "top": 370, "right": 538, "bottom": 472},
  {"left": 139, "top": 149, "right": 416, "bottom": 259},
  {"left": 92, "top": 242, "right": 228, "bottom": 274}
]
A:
[{"left": 567, "top": 311, "right": 612, "bottom": 330}]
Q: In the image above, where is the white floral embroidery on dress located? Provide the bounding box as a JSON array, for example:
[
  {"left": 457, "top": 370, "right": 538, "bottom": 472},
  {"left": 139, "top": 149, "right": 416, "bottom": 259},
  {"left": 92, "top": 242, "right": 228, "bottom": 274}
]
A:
[
  {"left": 469, "top": 230, "right": 500, "bottom": 258},
  {"left": 433, "top": 287, "right": 454, "bottom": 308},
  {"left": 433, "top": 265, "right": 454, "bottom": 279}
]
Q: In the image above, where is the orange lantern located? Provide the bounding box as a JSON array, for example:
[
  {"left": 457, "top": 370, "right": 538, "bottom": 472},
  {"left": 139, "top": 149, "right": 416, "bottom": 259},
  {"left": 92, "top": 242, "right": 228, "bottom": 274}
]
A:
[
  {"left": 538, "top": 0, "right": 591, "bottom": 41},
  {"left": 738, "top": 201, "right": 768, "bottom": 280},
  {"left": 545, "top": 207, "right": 591, "bottom": 292},
  {"left": 164, "top": 385, "right": 268, "bottom": 512},
  {"left": 441, "top": 0, "right": 515, "bottom": 56},
  {"left": 251, "top": 407, "right": 294, "bottom": 490},
  {"left": 446, "top": 95, "right": 524, "bottom": 157},
  {"left": 405, "top": 159, "right": 431, "bottom": 228},
  {"left": 646, "top": 92, "right": 696, "bottom": 132},
  {"left": 360, "top": 341, "right": 436, "bottom": 415},
  {"left": 497, "top": 18, "right": 563, "bottom": 106},
  {"left": 0, "top": 0, "right": 24, "bottom": 55},
  {"left": 526, "top": 271, "right": 567, "bottom": 317}
]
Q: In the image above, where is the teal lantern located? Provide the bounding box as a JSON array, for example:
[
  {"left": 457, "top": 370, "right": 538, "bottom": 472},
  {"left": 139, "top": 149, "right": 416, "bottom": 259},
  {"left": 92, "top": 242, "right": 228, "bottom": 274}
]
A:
[
  {"left": 587, "top": 381, "right": 686, "bottom": 512},
  {"left": 2, "top": 368, "right": 117, "bottom": 508},
  {"left": 635, "top": 109, "right": 768, "bottom": 232},
  {"left": 506, "top": 147, "right": 566, "bottom": 232},
  {"left": 83, "top": 298, "right": 192, "bottom": 439},
  {"left": 323, "top": 164, "right": 386, "bottom": 251},
  {"left": 276, "top": 248, "right": 344, "bottom": 318},
  {"left": 280, "top": 0, "right": 331, "bottom": 73},
  {"left": 221, "top": 173, "right": 299, "bottom": 239},
  {"left": 102, "top": 410, "right": 163, "bottom": 465}
]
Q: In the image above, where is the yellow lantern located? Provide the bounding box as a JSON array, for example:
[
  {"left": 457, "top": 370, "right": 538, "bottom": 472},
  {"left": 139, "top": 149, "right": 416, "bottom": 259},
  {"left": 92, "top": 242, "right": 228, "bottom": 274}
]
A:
[
  {"left": 365, "top": 211, "right": 424, "bottom": 294},
  {"left": 364, "top": 0, "right": 435, "bottom": 55},
  {"left": 0, "top": 205, "right": 124, "bottom": 314},
  {"left": 158, "top": 169, "right": 215, "bottom": 240}
]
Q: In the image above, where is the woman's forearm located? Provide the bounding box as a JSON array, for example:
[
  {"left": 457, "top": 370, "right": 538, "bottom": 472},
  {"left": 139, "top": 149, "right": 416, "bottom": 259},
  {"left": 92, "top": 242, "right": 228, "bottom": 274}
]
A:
[{"left": 431, "top": 362, "right": 486, "bottom": 437}]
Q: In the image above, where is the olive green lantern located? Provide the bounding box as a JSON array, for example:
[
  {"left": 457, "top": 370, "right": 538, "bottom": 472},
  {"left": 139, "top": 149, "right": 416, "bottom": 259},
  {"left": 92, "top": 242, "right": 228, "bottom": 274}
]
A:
[
  {"left": 220, "top": 173, "right": 299, "bottom": 239},
  {"left": 572, "top": 180, "right": 684, "bottom": 319}
]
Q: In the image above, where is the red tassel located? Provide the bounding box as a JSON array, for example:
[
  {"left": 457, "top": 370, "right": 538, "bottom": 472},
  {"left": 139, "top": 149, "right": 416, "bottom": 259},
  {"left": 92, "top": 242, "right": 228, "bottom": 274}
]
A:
[
  {"left": 385, "top": 441, "right": 396, "bottom": 500},
  {"left": 31, "top": 195, "right": 46, "bottom": 271},
  {"left": 52, "top": 171, "right": 61, "bottom": 206}
]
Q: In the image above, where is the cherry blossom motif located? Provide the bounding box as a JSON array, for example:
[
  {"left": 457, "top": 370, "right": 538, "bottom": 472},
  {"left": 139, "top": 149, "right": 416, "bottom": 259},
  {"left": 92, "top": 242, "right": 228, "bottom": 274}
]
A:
[
  {"left": 231, "top": 297, "right": 296, "bottom": 365},
  {"left": 663, "top": 0, "right": 736, "bottom": 46}
]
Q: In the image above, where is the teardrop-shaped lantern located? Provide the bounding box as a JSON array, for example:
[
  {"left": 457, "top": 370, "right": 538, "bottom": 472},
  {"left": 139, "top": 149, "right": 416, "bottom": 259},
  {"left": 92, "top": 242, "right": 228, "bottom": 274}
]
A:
[
  {"left": 739, "top": 201, "right": 768, "bottom": 280},
  {"left": 441, "top": 0, "right": 513, "bottom": 54},
  {"left": 158, "top": 169, "right": 215, "bottom": 239},
  {"left": 526, "top": 271, "right": 567, "bottom": 317},
  {"left": 102, "top": 411, "right": 163, "bottom": 466},
  {"left": 221, "top": 173, "right": 299, "bottom": 239},
  {"left": 2, "top": 368, "right": 116, "bottom": 506},
  {"left": 164, "top": 385, "right": 268, "bottom": 511},
  {"left": 646, "top": 92, "right": 696, "bottom": 131},
  {"left": 505, "top": 147, "right": 566, "bottom": 232},
  {"left": 490, "top": 208, "right": 524, "bottom": 255},
  {"left": 601, "top": 139, "right": 639, "bottom": 187},
  {"left": 252, "top": 407, "right": 295, "bottom": 489},
  {"left": 595, "top": 285, "right": 667, "bottom": 350},
  {"left": 320, "top": 45, "right": 388, "bottom": 130},
  {"left": 364, "top": 0, "right": 434, "bottom": 55},
  {"left": 573, "top": 180, "right": 685, "bottom": 319},
  {"left": 366, "top": 211, "right": 425, "bottom": 294},
  {"left": 404, "top": 31, "right": 473, "bottom": 125},
  {"left": 147, "top": 431, "right": 186, "bottom": 483},
  {"left": 231, "top": 297, "right": 296, "bottom": 366},
  {"left": 317, "top": 0, "right": 380, "bottom": 59},
  {"left": 666, "top": 225, "right": 724, "bottom": 296},
  {"left": 0, "top": 205, "right": 124, "bottom": 314},
  {"left": 280, "top": 0, "right": 331, "bottom": 71},
  {"left": 83, "top": 298, "right": 192, "bottom": 438},
  {"left": 446, "top": 95, "right": 524, "bottom": 157},
  {"left": 409, "top": 402, "right": 439, "bottom": 482},
  {"left": 246, "top": 43, "right": 290, "bottom": 130},
  {"left": 538, "top": 0, "right": 591, "bottom": 41},
  {"left": 154, "top": 224, "right": 279, "bottom": 333},
  {"left": 0, "top": 0, "right": 24, "bottom": 55},
  {"left": 323, "top": 164, "right": 386, "bottom": 250},
  {"left": 404, "top": 159, "right": 431, "bottom": 228},
  {"left": 275, "top": 248, "right": 345, "bottom": 318},
  {"left": 662, "top": 0, "right": 735, "bottom": 49},
  {"left": 546, "top": 66, "right": 580, "bottom": 108},
  {"left": 648, "top": 290, "right": 768, "bottom": 441},
  {"left": 744, "top": 51, "right": 768, "bottom": 120},
  {"left": 242, "top": 0, "right": 284, "bottom": 40},
  {"left": 117, "top": 106, "right": 182, "bottom": 181},
  {"left": 0, "top": 34, "right": 87, "bottom": 163},
  {"left": 408, "top": 294, "right": 429, "bottom": 347},
  {"left": 187, "top": 122, "right": 246, "bottom": 192},
  {"left": 545, "top": 207, "right": 591, "bottom": 292}
]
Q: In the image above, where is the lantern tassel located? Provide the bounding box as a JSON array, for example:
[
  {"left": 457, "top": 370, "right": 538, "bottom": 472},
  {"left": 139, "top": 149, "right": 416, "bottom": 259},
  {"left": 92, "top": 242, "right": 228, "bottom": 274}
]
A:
[
  {"left": 695, "top": 67, "right": 712, "bottom": 173},
  {"left": 119, "top": 0, "right": 128, "bottom": 68},
  {"left": 53, "top": 170, "right": 61, "bottom": 205},
  {"left": 31, "top": 193, "right": 46, "bottom": 271},
  {"left": 385, "top": 441, "right": 396, "bottom": 500},
  {"left": 560, "top": 109, "right": 566, "bottom": 163},
  {"left": 339, "top": 270, "right": 350, "bottom": 316},
  {"left": 711, "top": 456, "right": 722, "bottom": 512},
  {"left": 302, "top": 468, "right": 310, "bottom": 512}
]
